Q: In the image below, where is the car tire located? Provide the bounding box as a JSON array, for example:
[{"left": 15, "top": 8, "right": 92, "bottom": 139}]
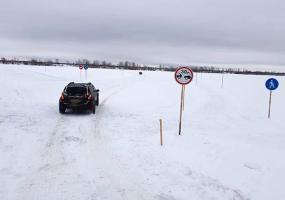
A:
[
  {"left": 59, "top": 103, "right": 66, "bottom": 114},
  {"left": 92, "top": 104, "right": 96, "bottom": 114},
  {"left": 96, "top": 94, "right": 99, "bottom": 106}
]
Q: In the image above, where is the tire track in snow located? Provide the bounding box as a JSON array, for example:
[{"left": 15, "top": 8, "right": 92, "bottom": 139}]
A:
[
  {"left": 17, "top": 115, "right": 71, "bottom": 200},
  {"left": 86, "top": 77, "right": 153, "bottom": 200},
  {"left": 46, "top": 116, "right": 65, "bottom": 148},
  {"left": 19, "top": 67, "right": 67, "bottom": 82},
  {"left": 16, "top": 72, "right": 146, "bottom": 200},
  {"left": 91, "top": 75, "right": 249, "bottom": 200},
  {"left": 18, "top": 76, "right": 140, "bottom": 199}
]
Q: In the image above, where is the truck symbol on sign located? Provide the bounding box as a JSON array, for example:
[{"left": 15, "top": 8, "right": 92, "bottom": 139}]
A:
[{"left": 184, "top": 75, "right": 191, "bottom": 80}]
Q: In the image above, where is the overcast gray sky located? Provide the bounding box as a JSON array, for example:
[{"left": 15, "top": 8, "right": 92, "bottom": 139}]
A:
[{"left": 1, "top": 0, "right": 285, "bottom": 66}]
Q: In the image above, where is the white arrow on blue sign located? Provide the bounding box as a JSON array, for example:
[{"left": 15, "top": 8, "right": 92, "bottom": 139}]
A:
[
  {"left": 84, "top": 64, "right": 89, "bottom": 70},
  {"left": 265, "top": 78, "right": 279, "bottom": 90}
]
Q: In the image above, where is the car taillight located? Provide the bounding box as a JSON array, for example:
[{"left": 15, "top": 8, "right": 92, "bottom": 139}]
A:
[
  {"left": 60, "top": 93, "right": 65, "bottom": 101},
  {"left": 88, "top": 95, "right": 93, "bottom": 100}
]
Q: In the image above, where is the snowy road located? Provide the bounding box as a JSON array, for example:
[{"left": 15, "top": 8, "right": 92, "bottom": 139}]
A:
[{"left": 0, "top": 64, "right": 285, "bottom": 200}]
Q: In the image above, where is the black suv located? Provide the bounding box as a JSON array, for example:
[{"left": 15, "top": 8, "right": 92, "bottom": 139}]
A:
[{"left": 59, "top": 82, "right": 99, "bottom": 114}]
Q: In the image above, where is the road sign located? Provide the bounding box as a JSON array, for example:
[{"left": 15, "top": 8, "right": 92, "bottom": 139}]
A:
[
  {"left": 79, "top": 64, "right": 83, "bottom": 70},
  {"left": 174, "top": 67, "right": 194, "bottom": 135},
  {"left": 265, "top": 78, "right": 279, "bottom": 90},
  {"left": 175, "top": 67, "right": 194, "bottom": 85},
  {"left": 84, "top": 64, "right": 89, "bottom": 70},
  {"left": 265, "top": 78, "right": 279, "bottom": 119}
]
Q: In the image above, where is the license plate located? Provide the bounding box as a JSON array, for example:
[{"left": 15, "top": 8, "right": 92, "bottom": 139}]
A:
[{"left": 70, "top": 99, "right": 81, "bottom": 104}]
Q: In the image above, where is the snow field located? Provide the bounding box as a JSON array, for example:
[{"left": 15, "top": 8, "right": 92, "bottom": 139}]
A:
[{"left": 0, "top": 64, "right": 285, "bottom": 200}]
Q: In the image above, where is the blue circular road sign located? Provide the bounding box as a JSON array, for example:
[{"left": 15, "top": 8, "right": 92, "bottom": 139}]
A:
[
  {"left": 265, "top": 78, "right": 279, "bottom": 90},
  {"left": 84, "top": 64, "right": 89, "bottom": 70}
]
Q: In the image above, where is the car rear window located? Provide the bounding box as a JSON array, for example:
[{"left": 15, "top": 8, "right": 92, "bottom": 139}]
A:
[{"left": 66, "top": 86, "right": 87, "bottom": 95}]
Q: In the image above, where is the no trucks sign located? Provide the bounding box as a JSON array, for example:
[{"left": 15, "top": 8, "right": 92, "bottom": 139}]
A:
[
  {"left": 174, "top": 67, "right": 194, "bottom": 135},
  {"left": 175, "top": 67, "right": 194, "bottom": 85}
]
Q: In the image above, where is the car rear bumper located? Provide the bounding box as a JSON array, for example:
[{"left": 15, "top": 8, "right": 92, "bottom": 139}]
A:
[{"left": 59, "top": 100, "right": 91, "bottom": 108}]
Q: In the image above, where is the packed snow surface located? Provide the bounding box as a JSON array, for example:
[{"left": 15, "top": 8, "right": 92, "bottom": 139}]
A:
[{"left": 0, "top": 64, "right": 284, "bottom": 200}]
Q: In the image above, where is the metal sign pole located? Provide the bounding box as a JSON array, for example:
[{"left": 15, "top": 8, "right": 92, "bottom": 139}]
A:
[
  {"left": 175, "top": 67, "right": 194, "bottom": 135},
  {"left": 182, "top": 85, "right": 185, "bottom": 111},
  {"left": 268, "top": 90, "right": 272, "bottom": 119},
  {"left": 84, "top": 64, "right": 89, "bottom": 80},
  {"left": 179, "top": 85, "right": 183, "bottom": 135}
]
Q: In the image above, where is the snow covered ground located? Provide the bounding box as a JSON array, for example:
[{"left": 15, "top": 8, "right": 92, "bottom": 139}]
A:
[{"left": 0, "top": 64, "right": 284, "bottom": 200}]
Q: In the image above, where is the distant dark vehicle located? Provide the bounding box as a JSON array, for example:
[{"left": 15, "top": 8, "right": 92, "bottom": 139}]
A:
[
  {"left": 59, "top": 82, "right": 99, "bottom": 114},
  {"left": 139, "top": 71, "right": 143, "bottom": 75}
]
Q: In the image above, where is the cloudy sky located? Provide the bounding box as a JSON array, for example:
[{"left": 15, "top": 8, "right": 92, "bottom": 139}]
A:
[{"left": 1, "top": 0, "right": 285, "bottom": 66}]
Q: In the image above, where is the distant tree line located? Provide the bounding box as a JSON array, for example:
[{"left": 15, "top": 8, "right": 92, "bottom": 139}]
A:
[{"left": 1, "top": 57, "right": 284, "bottom": 76}]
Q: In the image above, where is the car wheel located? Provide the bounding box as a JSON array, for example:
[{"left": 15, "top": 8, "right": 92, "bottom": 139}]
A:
[
  {"left": 59, "top": 103, "right": 66, "bottom": 114},
  {"left": 96, "top": 94, "right": 99, "bottom": 106},
  {"left": 92, "top": 104, "right": 96, "bottom": 114}
]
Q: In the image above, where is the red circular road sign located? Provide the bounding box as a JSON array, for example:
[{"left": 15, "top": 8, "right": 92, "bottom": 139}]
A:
[
  {"left": 79, "top": 64, "right": 83, "bottom": 70},
  {"left": 174, "top": 67, "right": 194, "bottom": 85}
]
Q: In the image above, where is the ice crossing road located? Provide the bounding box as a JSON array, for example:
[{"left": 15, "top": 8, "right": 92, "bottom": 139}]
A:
[{"left": 1, "top": 64, "right": 285, "bottom": 200}]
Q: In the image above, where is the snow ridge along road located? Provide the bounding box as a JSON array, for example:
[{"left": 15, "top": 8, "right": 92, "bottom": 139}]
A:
[{"left": 0, "top": 64, "right": 285, "bottom": 200}]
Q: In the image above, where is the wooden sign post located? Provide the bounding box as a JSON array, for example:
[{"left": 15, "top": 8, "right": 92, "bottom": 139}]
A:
[
  {"left": 174, "top": 67, "right": 194, "bottom": 135},
  {"left": 221, "top": 74, "right": 224, "bottom": 88},
  {"left": 160, "top": 119, "right": 163, "bottom": 146}
]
